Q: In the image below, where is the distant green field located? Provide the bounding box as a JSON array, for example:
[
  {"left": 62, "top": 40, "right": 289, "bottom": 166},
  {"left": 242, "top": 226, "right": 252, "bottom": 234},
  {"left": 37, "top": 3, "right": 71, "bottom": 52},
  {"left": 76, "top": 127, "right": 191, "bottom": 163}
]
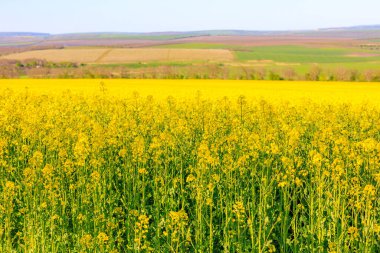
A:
[
  {"left": 159, "top": 43, "right": 380, "bottom": 64},
  {"left": 235, "top": 45, "right": 380, "bottom": 63}
]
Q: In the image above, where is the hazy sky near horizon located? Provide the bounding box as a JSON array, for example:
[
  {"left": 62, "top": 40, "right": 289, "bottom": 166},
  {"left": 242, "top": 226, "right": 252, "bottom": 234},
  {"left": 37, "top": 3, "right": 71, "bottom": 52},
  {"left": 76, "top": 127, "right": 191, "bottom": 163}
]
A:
[{"left": 1, "top": 0, "right": 380, "bottom": 33}]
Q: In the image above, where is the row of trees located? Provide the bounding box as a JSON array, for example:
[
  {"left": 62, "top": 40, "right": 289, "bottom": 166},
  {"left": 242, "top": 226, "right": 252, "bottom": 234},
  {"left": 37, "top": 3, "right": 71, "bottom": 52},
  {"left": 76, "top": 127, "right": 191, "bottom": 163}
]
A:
[{"left": 1, "top": 59, "right": 380, "bottom": 82}]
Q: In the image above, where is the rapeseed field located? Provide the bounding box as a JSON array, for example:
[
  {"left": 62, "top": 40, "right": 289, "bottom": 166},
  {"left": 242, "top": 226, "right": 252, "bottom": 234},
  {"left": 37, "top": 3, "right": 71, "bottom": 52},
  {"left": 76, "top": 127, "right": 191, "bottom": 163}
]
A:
[{"left": 0, "top": 80, "right": 379, "bottom": 252}]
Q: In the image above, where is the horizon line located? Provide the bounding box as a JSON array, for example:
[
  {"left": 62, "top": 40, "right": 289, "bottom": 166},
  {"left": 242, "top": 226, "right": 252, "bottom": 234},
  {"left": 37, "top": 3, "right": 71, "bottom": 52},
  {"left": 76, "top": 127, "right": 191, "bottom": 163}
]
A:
[{"left": 1, "top": 23, "right": 380, "bottom": 35}]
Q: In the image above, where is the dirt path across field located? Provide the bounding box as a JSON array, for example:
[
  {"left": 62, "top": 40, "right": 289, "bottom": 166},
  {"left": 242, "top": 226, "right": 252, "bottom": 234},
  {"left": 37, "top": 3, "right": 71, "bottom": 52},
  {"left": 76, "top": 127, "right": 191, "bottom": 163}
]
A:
[{"left": 95, "top": 48, "right": 113, "bottom": 63}]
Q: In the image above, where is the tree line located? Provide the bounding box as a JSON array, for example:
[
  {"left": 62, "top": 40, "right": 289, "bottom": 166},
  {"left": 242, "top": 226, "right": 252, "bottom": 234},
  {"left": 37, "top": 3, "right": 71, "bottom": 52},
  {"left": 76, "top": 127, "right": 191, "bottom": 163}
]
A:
[{"left": 1, "top": 59, "right": 380, "bottom": 82}]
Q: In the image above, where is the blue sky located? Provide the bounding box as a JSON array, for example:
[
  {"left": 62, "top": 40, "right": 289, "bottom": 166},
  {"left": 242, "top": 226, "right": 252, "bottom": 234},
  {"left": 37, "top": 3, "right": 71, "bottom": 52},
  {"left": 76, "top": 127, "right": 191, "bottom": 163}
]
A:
[{"left": 1, "top": 0, "right": 380, "bottom": 33}]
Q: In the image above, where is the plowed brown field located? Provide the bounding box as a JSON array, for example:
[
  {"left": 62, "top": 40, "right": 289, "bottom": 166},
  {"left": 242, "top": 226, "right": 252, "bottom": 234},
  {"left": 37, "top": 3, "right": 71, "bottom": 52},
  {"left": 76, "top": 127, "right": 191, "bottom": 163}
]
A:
[{"left": 1, "top": 48, "right": 234, "bottom": 63}]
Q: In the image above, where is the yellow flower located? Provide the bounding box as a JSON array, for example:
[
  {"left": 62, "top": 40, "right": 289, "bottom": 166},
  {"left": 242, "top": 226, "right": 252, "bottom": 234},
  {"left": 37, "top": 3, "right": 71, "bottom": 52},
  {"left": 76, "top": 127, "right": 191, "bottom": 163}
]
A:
[
  {"left": 118, "top": 148, "right": 127, "bottom": 157},
  {"left": 77, "top": 213, "right": 86, "bottom": 223},
  {"left": 4, "top": 181, "right": 15, "bottom": 192},
  {"left": 138, "top": 168, "right": 148, "bottom": 175},
  {"left": 80, "top": 234, "right": 93, "bottom": 249},
  {"left": 51, "top": 214, "right": 59, "bottom": 221},
  {"left": 186, "top": 174, "right": 196, "bottom": 183},
  {"left": 373, "top": 224, "right": 380, "bottom": 234},
  {"left": 294, "top": 177, "right": 302, "bottom": 187},
  {"left": 91, "top": 171, "right": 101, "bottom": 182},
  {"left": 270, "top": 143, "right": 279, "bottom": 155},
  {"left": 232, "top": 201, "right": 246, "bottom": 224},
  {"left": 29, "top": 151, "right": 44, "bottom": 167},
  {"left": 363, "top": 184, "right": 376, "bottom": 197},
  {"left": 3, "top": 181, "right": 16, "bottom": 200},
  {"left": 42, "top": 164, "right": 54, "bottom": 178},
  {"left": 97, "top": 232, "right": 109, "bottom": 244},
  {"left": 328, "top": 242, "right": 337, "bottom": 253},
  {"left": 374, "top": 173, "right": 380, "bottom": 184},
  {"left": 347, "top": 226, "right": 359, "bottom": 239},
  {"left": 134, "top": 213, "right": 150, "bottom": 249},
  {"left": 211, "top": 174, "right": 220, "bottom": 183},
  {"left": 21, "top": 144, "right": 29, "bottom": 154}
]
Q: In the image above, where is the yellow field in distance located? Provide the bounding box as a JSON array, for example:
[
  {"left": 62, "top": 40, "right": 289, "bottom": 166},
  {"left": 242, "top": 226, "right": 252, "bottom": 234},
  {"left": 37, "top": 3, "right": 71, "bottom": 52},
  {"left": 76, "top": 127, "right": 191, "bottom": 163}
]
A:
[
  {"left": 1, "top": 48, "right": 234, "bottom": 63},
  {"left": 0, "top": 79, "right": 379, "bottom": 105}
]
